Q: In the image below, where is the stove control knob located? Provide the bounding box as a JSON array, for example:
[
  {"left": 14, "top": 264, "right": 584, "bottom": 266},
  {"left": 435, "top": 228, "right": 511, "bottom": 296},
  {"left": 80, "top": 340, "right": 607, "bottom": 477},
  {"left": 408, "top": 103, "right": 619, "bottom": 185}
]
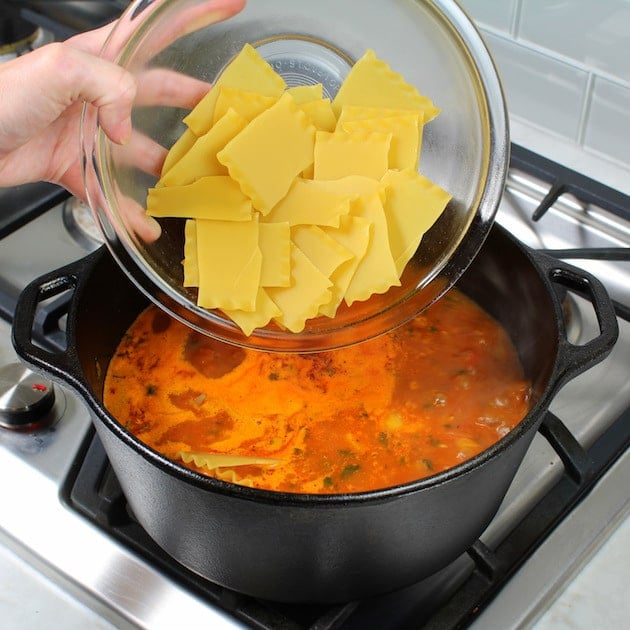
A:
[{"left": 0, "top": 363, "right": 55, "bottom": 430}]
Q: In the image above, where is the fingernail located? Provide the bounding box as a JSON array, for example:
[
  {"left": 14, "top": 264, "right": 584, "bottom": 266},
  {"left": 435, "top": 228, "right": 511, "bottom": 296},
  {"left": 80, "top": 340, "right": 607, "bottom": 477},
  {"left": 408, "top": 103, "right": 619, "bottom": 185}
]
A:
[{"left": 147, "top": 216, "right": 162, "bottom": 242}]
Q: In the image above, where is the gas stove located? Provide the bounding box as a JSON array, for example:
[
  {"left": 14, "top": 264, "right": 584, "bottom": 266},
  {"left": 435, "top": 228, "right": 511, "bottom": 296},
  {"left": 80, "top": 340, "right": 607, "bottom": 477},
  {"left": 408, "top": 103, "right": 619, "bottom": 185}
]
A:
[
  {"left": 0, "top": 145, "right": 628, "bottom": 628},
  {"left": 0, "top": 3, "right": 629, "bottom": 628}
]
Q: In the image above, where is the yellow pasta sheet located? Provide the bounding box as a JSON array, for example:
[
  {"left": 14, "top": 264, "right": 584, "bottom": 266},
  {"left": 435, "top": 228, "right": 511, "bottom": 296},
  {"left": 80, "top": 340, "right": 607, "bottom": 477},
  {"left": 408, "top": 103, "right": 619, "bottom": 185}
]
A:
[
  {"left": 303, "top": 175, "right": 393, "bottom": 311},
  {"left": 331, "top": 49, "right": 440, "bottom": 122},
  {"left": 158, "top": 109, "right": 248, "bottom": 187},
  {"left": 320, "top": 215, "right": 372, "bottom": 317},
  {"left": 298, "top": 98, "right": 337, "bottom": 132},
  {"left": 217, "top": 92, "right": 316, "bottom": 214},
  {"left": 267, "top": 244, "right": 332, "bottom": 332},
  {"left": 182, "top": 219, "right": 199, "bottom": 287},
  {"left": 313, "top": 130, "right": 391, "bottom": 180},
  {"left": 310, "top": 174, "right": 387, "bottom": 202},
  {"left": 221, "top": 288, "right": 281, "bottom": 336},
  {"left": 263, "top": 177, "right": 353, "bottom": 227},
  {"left": 291, "top": 224, "right": 353, "bottom": 278},
  {"left": 341, "top": 112, "right": 422, "bottom": 171},
  {"left": 195, "top": 218, "right": 262, "bottom": 311},
  {"left": 336, "top": 104, "right": 423, "bottom": 126},
  {"left": 212, "top": 87, "right": 278, "bottom": 125},
  {"left": 382, "top": 169, "right": 452, "bottom": 276},
  {"left": 161, "top": 128, "right": 197, "bottom": 177},
  {"left": 184, "top": 43, "right": 286, "bottom": 136},
  {"left": 286, "top": 83, "right": 323, "bottom": 104},
  {"left": 258, "top": 222, "right": 291, "bottom": 287},
  {"left": 344, "top": 192, "right": 400, "bottom": 305},
  {"left": 147, "top": 176, "right": 252, "bottom": 221},
  {"left": 177, "top": 452, "right": 281, "bottom": 469}
]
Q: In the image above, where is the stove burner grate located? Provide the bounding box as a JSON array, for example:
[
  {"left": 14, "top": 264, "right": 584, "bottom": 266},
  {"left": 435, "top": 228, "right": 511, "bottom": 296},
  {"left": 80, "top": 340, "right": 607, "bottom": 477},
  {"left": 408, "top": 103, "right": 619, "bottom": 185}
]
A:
[
  {"left": 59, "top": 405, "right": 630, "bottom": 629},
  {"left": 61, "top": 433, "right": 356, "bottom": 629},
  {"left": 0, "top": 14, "right": 38, "bottom": 51}
]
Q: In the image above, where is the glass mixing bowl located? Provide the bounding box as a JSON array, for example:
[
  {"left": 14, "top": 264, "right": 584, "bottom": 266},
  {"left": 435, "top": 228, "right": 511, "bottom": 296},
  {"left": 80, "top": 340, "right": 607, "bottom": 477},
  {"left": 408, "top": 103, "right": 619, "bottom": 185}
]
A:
[{"left": 82, "top": 0, "right": 509, "bottom": 352}]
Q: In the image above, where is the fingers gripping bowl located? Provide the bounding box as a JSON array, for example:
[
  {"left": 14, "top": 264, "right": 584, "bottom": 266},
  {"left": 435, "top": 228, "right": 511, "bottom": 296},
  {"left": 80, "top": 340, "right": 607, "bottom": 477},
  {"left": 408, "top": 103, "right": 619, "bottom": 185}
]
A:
[{"left": 81, "top": 0, "right": 509, "bottom": 352}]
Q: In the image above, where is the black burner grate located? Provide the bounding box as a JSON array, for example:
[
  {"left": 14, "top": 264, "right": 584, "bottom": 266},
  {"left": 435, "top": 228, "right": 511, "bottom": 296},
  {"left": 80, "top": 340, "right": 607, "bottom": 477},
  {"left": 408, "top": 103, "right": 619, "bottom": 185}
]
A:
[
  {"left": 0, "top": 10, "right": 37, "bottom": 50},
  {"left": 2, "top": 142, "right": 628, "bottom": 627},
  {"left": 59, "top": 405, "right": 630, "bottom": 629},
  {"left": 510, "top": 144, "right": 630, "bottom": 223}
]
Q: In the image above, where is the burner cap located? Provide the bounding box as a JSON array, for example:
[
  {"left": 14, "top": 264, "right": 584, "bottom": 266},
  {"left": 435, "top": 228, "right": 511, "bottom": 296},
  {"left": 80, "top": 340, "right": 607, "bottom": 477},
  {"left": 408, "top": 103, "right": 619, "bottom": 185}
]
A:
[{"left": 0, "top": 15, "right": 42, "bottom": 57}]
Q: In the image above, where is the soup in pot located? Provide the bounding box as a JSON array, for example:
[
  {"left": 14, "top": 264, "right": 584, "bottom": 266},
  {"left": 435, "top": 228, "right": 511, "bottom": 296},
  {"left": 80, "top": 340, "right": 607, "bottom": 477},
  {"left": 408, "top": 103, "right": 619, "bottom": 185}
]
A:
[{"left": 104, "top": 289, "right": 531, "bottom": 494}]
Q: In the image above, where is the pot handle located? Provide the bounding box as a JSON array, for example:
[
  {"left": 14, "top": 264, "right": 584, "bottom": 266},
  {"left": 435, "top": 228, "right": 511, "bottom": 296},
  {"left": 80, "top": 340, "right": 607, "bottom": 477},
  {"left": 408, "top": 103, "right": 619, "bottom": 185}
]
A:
[
  {"left": 536, "top": 253, "right": 619, "bottom": 387},
  {"left": 11, "top": 255, "right": 96, "bottom": 396}
]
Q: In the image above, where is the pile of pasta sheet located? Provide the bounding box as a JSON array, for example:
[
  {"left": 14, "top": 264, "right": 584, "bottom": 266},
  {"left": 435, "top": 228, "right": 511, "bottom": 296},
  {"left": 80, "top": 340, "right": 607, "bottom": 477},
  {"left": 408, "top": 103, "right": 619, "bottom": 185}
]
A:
[{"left": 146, "top": 45, "right": 452, "bottom": 334}]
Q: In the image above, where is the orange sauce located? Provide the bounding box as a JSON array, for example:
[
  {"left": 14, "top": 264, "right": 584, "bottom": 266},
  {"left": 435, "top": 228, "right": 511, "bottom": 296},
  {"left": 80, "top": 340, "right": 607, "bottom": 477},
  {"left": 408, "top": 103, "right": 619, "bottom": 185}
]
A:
[{"left": 104, "top": 290, "right": 531, "bottom": 493}]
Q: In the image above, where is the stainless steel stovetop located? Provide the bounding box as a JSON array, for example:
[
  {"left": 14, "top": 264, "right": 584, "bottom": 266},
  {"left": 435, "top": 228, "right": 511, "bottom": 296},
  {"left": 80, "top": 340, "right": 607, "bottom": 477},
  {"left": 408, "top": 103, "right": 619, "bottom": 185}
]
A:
[
  {"left": 0, "top": 145, "right": 628, "bottom": 628},
  {"left": 0, "top": 1, "right": 628, "bottom": 626}
]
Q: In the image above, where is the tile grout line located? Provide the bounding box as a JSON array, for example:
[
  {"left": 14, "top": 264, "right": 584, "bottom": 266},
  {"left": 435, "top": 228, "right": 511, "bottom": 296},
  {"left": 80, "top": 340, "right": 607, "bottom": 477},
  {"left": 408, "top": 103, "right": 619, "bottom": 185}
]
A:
[
  {"left": 576, "top": 72, "right": 595, "bottom": 147},
  {"left": 511, "top": 0, "right": 523, "bottom": 38},
  {"left": 463, "top": 2, "right": 630, "bottom": 176}
]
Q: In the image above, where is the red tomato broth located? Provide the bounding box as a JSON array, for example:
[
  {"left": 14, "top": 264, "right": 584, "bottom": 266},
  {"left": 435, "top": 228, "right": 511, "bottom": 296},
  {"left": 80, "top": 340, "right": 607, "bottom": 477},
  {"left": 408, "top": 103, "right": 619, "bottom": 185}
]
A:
[{"left": 104, "top": 289, "right": 531, "bottom": 494}]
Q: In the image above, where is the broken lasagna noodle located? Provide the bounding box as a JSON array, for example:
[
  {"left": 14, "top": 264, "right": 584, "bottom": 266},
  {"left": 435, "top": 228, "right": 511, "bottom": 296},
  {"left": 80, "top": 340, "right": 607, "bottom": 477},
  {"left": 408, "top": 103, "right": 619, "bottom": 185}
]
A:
[{"left": 146, "top": 45, "right": 451, "bottom": 334}]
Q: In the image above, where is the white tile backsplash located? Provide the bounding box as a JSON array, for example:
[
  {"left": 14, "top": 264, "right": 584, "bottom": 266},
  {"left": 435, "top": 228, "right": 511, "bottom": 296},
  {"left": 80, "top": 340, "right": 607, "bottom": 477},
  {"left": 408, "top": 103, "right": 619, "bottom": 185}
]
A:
[
  {"left": 483, "top": 32, "right": 589, "bottom": 142},
  {"left": 459, "top": 0, "right": 630, "bottom": 183},
  {"left": 517, "top": 0, "right": 630, "bottom": 83}
]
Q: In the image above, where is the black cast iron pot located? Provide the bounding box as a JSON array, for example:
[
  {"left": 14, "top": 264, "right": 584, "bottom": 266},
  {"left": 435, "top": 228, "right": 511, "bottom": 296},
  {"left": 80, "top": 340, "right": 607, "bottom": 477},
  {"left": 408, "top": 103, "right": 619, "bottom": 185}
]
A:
[{"left": 12, "top": 225, "right": 618, "bottom": 603}]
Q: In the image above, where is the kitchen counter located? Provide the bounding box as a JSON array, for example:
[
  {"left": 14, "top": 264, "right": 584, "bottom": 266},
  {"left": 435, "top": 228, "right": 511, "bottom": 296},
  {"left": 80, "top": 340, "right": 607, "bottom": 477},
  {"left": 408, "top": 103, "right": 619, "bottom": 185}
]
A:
[
  {"left": 0, "top": 543, "right": 118, "bottom": 630},
  {"left": 534, "top": 512, "right": 629, "bottom": 629}
]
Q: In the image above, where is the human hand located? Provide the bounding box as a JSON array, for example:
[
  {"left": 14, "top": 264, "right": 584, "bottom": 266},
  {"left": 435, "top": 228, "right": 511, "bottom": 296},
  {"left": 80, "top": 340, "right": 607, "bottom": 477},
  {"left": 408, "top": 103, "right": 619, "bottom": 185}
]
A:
[
  {"left": 0, "top": 0, "right": 246, "bottom": 242},
  {"left": 0, "top": 25, "right": 134, "bottom": 192}
]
